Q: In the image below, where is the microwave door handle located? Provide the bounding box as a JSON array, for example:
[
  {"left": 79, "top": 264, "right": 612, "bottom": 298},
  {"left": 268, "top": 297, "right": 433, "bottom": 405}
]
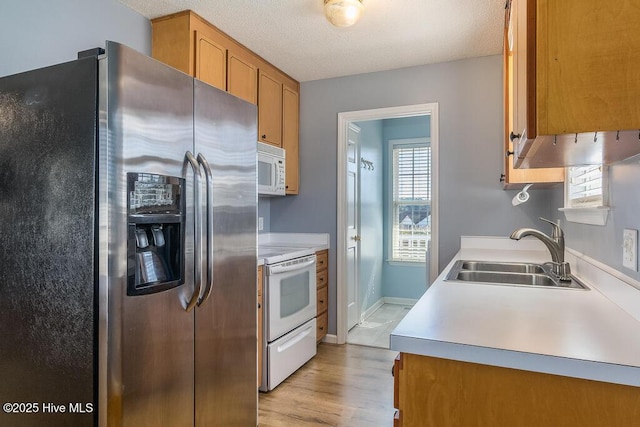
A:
[
  {"left": 271, "top": 161, "right": 278, "bottom": 189},
  {"left": 196, "top": 153, "right": 214, "bottom": 307},
  {"left": 183, "top": 151, "right": 203, "bottom": 312},
  {"left": 269, "top": 258, "right": 316, "bottom": 274}
]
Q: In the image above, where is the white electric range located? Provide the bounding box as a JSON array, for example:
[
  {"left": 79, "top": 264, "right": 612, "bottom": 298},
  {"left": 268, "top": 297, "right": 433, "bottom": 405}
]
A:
[
  {"left": 258, "top": 245, "right": 315, "bottom": 265},
  {"left": 258, "top": 244, "right": 317, "bottom": 391}
]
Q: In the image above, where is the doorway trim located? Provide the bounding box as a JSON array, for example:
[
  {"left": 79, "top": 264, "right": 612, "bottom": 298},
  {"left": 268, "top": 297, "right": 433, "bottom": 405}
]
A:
[{"left": 336, "top": 103, "right": 440, "bottom": 345}]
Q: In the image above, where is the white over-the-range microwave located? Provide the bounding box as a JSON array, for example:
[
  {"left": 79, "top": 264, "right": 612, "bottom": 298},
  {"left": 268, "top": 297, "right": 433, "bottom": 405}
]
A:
[{"left": 258, "top": 141, "right": 286, "bottom": 196}]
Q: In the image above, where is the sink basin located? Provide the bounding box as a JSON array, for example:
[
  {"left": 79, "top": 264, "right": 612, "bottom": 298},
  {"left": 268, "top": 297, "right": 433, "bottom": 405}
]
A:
[
  {"left": 459, "top": 261, "right": 546, "bottom": 274},
  {"left": 445, "top": 260, "right": 588, "bottom": 290},
  {"left": 454, "top": 271, "right": 558, "bottom": 287}
]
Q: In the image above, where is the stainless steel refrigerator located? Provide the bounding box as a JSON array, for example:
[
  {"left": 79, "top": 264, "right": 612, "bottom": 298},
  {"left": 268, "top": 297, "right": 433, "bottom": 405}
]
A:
[{"left": 0, "top": 41, "right": 257, "bottom": 426}]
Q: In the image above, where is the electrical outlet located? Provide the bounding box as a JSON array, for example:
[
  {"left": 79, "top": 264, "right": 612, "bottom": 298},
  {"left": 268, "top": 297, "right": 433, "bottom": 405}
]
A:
[
  {"left": 258, "top": 217, "right": 264, "bottom": 231},
  {"left": 622, "top": 229, "right": 638, "bottom": 271}
]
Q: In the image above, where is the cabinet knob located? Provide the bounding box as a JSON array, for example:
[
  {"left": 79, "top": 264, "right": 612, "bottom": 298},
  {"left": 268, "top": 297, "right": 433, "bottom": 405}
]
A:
[
  {"left": 505, "top": 150, "right": 514, "bottom": 158},
  {"left": 319, "top": 299, "right": 324, "bottom": 304},
  {"left": 261, "top": 134, "right": 266, "bottom": 139},
  {"left": 509, "top": 131, "right": 521, "bottom": 142},
  {"left": 499, "top": 173, "right": 506, "bottom": 183}
]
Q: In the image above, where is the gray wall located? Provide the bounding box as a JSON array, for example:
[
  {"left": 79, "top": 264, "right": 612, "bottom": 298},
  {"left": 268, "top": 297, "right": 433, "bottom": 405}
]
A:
[
  {"left": 0, "top": 0, "right": 150, "bottom": 78},
  {"left": 258, "top": 197, "right": 271, "bottom": 234},
  {"left": 550, "top": 159, "right": 640, "bottom": 281},
  {"left": 354, "top": 120, "right": 384, "bottom": 315},
  {"left": 270, "top": 55, "right": 556, "bottom": 336}
]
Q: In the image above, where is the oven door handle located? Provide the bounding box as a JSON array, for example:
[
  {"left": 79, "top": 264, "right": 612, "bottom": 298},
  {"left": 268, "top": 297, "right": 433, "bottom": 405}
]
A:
[
  {"left": 268, "top": 258, "right": 316, "bottom": 275},
  {"left": 276, "top": 326, "right": 312, "bottom": 353}
]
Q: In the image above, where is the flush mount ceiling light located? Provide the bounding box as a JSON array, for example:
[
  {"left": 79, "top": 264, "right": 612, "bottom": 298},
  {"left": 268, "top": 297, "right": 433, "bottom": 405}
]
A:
[{"left": 324, "top": 0, "right": 364, "bottom": 28}]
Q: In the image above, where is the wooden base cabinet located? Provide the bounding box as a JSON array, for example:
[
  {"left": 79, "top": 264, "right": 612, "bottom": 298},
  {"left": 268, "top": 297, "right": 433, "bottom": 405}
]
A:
[
  {"left": 393, "top": 353, "right": 640, "bottom": 426},
  {"left": 315, "top": 250, "right": 328, "bottom": 343}
]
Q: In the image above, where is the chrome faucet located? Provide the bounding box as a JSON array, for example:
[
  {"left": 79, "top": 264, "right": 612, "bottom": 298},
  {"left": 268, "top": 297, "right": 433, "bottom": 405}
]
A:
[{"left": 510, "top": 218, "right": 572, "bottom": 281}]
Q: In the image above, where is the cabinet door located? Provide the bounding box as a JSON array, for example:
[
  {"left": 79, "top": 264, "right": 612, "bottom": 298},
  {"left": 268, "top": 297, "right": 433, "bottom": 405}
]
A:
[
  {"left": 503, "top": 0, "right": 563, "bottom": 187},
  {"left": 258, "top": 70, "right": 283, "bottom": 147},
  {"left": 509, "top": 0, "right": 536, "bottom": 142},
  {"left": 282, "top": 86, "right": 299, "bottom": 194},
  {"left": 194, "top": 31, "right": 226, "bottom": 91},
  {"left": 537, "top": 0, "right": 640, "bottom": 135},
  {"left": 228, "top": 51, "right": 257, "bottom": 105}
]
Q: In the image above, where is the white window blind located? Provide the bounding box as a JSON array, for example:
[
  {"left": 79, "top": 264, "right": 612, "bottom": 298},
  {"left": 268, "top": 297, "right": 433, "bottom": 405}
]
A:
[
  {"left": 567, "top": 166, "right": 604, "bottom": 207},
  {"left": 391, "top": 145, "right": 431, "bottom": 262}
]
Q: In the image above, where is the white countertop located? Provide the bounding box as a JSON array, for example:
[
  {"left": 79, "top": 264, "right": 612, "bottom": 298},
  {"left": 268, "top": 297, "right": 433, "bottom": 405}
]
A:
[
  {"left": 258, "top": 233, "right": 330, "bottom": 266},
  {"left": 390, "top": 236, "right": 640, "bottom": 387}
]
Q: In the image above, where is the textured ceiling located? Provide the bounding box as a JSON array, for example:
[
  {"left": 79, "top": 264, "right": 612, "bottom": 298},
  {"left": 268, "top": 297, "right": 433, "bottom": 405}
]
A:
[{"left": 119, "top": 0, "right": 505, "bottom": 82}]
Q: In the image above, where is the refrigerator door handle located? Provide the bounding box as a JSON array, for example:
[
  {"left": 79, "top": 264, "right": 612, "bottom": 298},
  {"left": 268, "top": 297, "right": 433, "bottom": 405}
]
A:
[
  {"left": 183, "top": 151, "right": 203, "bottom": 312},
  {"left": 196, "top": 153, "right": 214, "bottom": 307}
]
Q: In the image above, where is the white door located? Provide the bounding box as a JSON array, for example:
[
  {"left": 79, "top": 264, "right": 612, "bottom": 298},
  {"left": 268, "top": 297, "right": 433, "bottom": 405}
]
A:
[{"left": 346, "top": 123, "right": 360, "bottom": 331}]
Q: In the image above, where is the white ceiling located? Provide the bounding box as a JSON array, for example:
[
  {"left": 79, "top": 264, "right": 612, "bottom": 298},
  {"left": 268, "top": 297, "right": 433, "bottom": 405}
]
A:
[{"left": 119, "top": 0, "right": 506, "bottom": 82}]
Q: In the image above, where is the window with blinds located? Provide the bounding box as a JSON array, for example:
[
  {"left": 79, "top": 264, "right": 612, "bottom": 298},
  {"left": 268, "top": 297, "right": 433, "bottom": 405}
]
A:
[
  {"left": 567, "top": 166, "right": 605, "bottom": 207},
  {"left": 391, "top": 143, "right": 431, "bottom": 262}
]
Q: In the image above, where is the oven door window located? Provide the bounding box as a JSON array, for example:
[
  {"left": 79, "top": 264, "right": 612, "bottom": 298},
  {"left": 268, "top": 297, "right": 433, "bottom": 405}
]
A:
[
  {"left": 280, "top": 273, "right": 311, "bottom": 317},
  {"left": 267, "top": 257, "right": 317, "bottom": 341}
]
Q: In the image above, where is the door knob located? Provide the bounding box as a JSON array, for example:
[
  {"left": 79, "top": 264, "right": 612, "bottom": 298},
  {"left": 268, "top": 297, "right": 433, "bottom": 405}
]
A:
[{"left": 351, "top": 235, "right": 361, "bottom": 241}]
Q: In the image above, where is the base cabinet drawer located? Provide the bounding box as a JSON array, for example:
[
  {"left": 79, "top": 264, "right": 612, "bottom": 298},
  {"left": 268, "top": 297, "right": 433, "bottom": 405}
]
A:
[
  {"left": 316, "top": 312, "right": 327, "bottom": 342},
  {"left": 316, "top": 250, "right": 328, "bottom": 272},
  {"left": 317, "top": 286, "right": 328, "bottom": 314}
]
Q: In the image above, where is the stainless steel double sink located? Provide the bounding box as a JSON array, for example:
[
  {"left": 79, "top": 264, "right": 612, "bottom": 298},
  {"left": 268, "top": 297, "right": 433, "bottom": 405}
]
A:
[{"left": 445, "top": 260, "right": 588, "bottom": 290}]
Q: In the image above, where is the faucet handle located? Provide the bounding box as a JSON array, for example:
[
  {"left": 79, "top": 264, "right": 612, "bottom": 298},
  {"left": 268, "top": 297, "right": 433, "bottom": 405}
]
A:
[{"left": 539, "top": 217, "right": 563, "bottom": 239}]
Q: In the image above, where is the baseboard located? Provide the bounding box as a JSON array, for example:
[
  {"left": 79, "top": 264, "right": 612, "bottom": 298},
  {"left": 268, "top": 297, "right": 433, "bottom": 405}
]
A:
[
  {"left": 360, "top": 296, "right": 418, "bottom": 323},
  {"left": 383, "top": 296, "right": 419, "bottom": 306},
  {"left": 361, "top": 298, "right": 384, "bottom": 321},
  {"left": 321, "top": 334, "right": 338, "bottom": 344}
]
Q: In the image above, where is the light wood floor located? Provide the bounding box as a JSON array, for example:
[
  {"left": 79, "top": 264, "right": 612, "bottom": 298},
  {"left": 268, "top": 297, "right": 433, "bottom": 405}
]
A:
[{"left": 258, "top": 343, "right": 398, "bottom": 426}]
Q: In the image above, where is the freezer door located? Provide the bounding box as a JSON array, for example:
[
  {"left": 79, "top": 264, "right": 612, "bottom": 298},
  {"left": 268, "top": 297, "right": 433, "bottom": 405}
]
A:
[
  {"left": 193, "top": 80, "right": 258, "bottom": 426},
  {"left": 0, "top": 57, "right": 97, "bottom": 427},
  {"left": 103, "top": 42, "right": 197, "bottom": 427}
]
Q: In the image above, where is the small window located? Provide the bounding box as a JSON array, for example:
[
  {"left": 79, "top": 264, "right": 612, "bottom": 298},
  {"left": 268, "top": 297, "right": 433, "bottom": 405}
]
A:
[
  {"left": 389, "top": 140, "right": 431, "bottom": 262},
  {"left": 559, "top": 165, "right": 609, "bottom": 225}
]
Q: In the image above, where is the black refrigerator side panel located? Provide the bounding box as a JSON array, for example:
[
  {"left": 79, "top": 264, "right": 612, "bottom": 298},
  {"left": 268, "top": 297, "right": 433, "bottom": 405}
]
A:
[{"left": 0, "top": 58, "right": 97, "bottom": 427}]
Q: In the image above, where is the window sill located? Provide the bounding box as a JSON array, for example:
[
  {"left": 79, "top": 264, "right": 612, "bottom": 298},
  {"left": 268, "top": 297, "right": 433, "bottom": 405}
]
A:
[
  {"left": 386, "top": 260, "right": 426, "bottom": 267},
  {"left": 558, "top": 206, "right": 610, "bottom": 226}
]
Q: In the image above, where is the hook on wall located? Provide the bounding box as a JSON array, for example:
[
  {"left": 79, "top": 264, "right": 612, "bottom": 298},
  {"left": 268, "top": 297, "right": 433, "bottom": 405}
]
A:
[{"left": 360, "top": 157, "right": 374, "bottom": 171}]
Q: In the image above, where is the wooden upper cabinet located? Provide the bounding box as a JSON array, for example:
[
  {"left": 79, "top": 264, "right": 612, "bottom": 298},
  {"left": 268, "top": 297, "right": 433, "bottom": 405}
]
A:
[
  {"left": 503, "top": 0, "right": 563, "bottom": 187},
  {"left": 227, "top": 51, "right": 257, "bottom": 105},
  {"left": 537, "top": 0, "right": 640, "bottom": 135},
  {"left": 258, "top": 70, "right": 283, "bottom": 147},
  {"left": 282, "top": 86, "right": 299, "bottom": 194},
  {"left": 504, "top": 0, "right": 640, "bottom": 168},
  {"left": 194, "top": 31, "right": 226, "bottom": 91},
  {"left": 510, "top": 0, "right": 640, "bottom": 137},
  {"left": 152, "top": 10, "right": 303, "bottom": 193},
  {"left": 507, "top": 0, "right": 536, "bottom": 143}
]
